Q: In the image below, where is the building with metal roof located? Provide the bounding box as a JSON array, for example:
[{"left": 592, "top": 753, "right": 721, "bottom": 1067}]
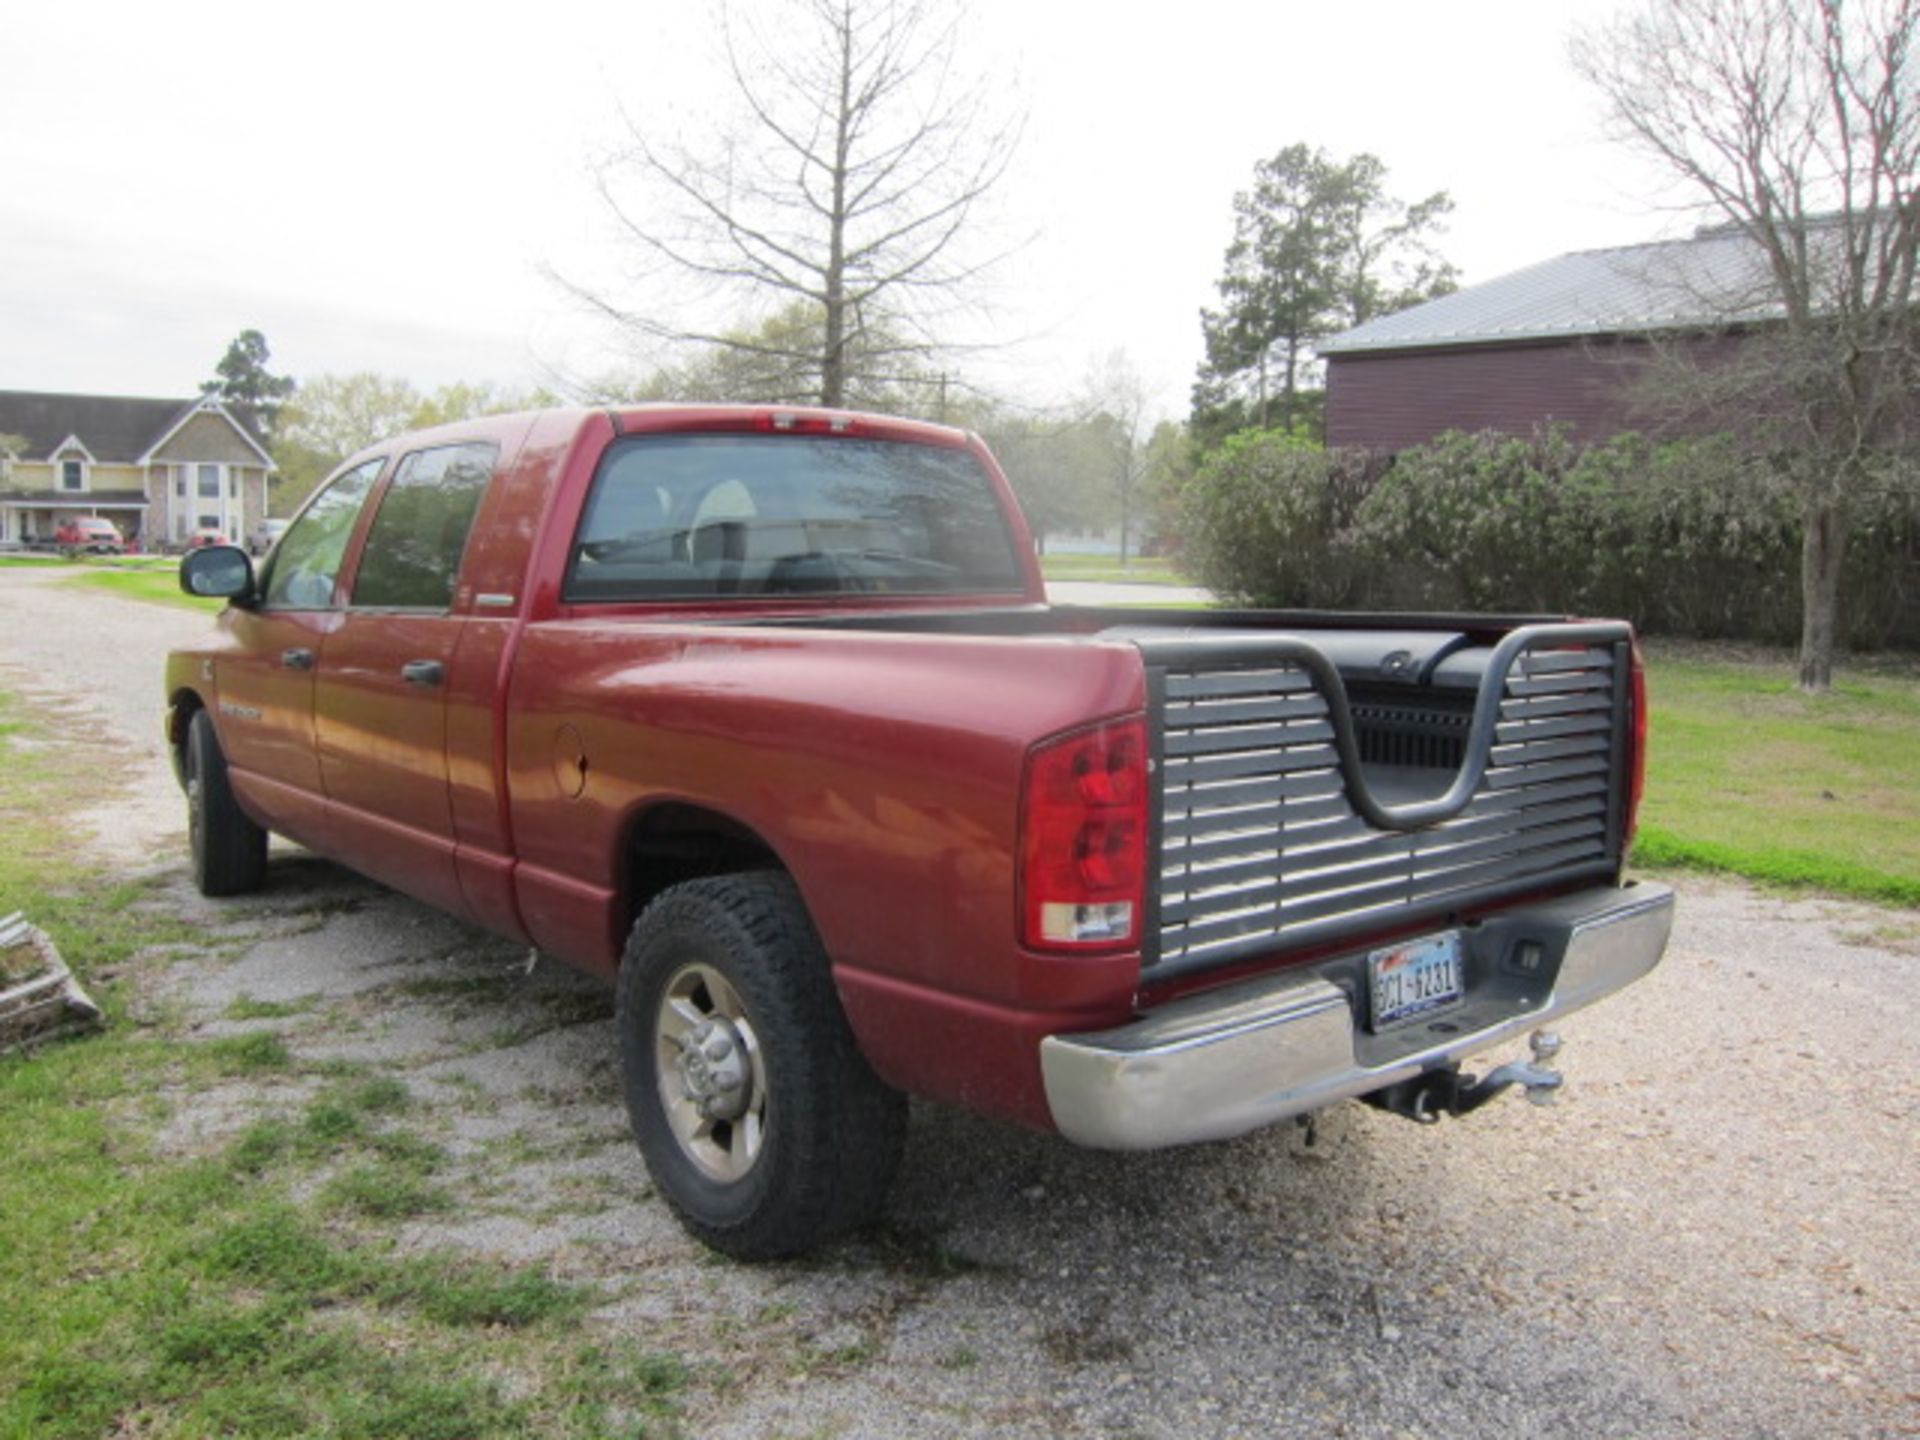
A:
[{"left": 1320, "top": 225, "right": 1792, "bottom": 450}]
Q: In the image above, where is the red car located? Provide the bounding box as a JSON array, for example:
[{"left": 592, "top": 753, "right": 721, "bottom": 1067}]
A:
[{"left": 54, "top": 517, "right": 123, "bottom": 554}]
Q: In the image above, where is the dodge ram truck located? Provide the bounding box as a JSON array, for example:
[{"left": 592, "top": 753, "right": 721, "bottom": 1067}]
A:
[{"left": 166, "top": 404, "right": 1674, "bottom": 1258}]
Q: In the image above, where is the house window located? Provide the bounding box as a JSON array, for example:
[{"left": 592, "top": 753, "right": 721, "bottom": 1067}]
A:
[
  {"left": 173, "top": 468, "right": 187, "bottom": 499},
  {"left": 61, "top": 459, "right": 84, "bottom": 491},
  {"left": 197, "top": 464, "right": 221, "bottom": 499}
]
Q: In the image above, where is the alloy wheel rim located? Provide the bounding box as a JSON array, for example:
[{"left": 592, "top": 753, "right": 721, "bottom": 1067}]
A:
[
  {"left": 186, "top": 740, "right": 203, "bottom": 863},
  {"left": 653, "top": 961, "right": 767, "bottom": 1182}
]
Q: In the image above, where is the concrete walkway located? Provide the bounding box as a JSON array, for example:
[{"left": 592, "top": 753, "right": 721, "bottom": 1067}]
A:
[{"left": 1046, "top": 579, "right": 1214, "bottom": 606}]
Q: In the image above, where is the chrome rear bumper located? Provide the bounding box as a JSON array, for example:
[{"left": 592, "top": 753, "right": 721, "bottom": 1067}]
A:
[{"left": 1040, "top": 882, "right": 1674, "bottom": 1149}]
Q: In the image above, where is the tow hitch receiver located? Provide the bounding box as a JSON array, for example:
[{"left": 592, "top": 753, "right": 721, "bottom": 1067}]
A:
[{"left": 1365, "top": 1031, "right": 1564, "bottom": 1124}]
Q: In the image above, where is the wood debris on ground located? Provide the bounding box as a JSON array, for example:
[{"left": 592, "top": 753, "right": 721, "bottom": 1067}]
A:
[{"left": 0, "top": 910, "right": 102, "bottom": 1053}]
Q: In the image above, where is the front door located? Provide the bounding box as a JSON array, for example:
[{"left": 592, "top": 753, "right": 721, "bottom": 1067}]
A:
[{"left": 214, "top": 457, "right": 384, "bottom": 841}]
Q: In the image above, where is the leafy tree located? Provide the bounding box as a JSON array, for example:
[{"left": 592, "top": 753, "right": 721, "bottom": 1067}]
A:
[
  {"left": 1076, "top": 350, "right": 1152, "bottom": 564},
  {"left": 1574, "top": 0, "right": 1920, "bottom": 690},
  {"left": 201, "top": 329, "right": 296, "bottom": 432},
  {"left": 967, "top": 379, "right": 1187, "bottom": 562},
  {"left": 269, "top": 374, "right": 549, "bottom": 513},
  {"left": 1141, "top": 419, "right": 1197, "bottom": 557},
  {"left": 276, "top": 373, "right": 420, "bottom": 467},
  {"left": 554, "top": 0, "right": 1020, "bottom": 408},
  {"left": 1192, "top": 146, "right": 1455, "bottom": 445},
  {"left": 0, "top": 432, "right": 29, "bottom": 489},
  {"left": 967, "top": 405, "right": 1109, "bottom": 555}
]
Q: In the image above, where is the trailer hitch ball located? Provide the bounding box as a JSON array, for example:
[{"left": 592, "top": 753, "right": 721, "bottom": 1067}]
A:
[
  {"left": 1523, "top": 1030, "right": 1563, "bottom": 1106},
  {"left": 1469, "top": 1028, "right": 1565, "bottom": 1112},
  {"left": 1366, "top": 1030, "right": 1568, "bottom": 1123}
]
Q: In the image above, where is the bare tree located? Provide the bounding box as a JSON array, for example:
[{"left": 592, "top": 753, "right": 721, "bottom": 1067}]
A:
[
  {"left": 558, "top": 0, "right": 1019, "bottom": 409},
  {"left": 1078, "top": 350, "right": 1153, "bottom": 566},
  {"left": 1574, "top": 0, "right": 1920, "bottom": 690}
]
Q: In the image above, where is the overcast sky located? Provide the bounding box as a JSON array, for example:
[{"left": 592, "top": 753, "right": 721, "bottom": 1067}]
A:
[{"left": 1, "top": 0, "right": 1680, "bottom": 422}]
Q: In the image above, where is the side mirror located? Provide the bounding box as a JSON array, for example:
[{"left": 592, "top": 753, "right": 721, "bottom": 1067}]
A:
[{"left": 179, "top": 545, "right": 257, "bottom": 605}]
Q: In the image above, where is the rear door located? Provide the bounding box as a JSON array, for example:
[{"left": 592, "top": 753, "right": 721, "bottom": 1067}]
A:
[{"left": 314, "top": 441, "right": 496, "bottom": 916}]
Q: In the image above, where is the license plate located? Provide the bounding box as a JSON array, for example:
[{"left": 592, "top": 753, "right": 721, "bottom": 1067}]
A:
[{"left": 1368, "top": 931, "right": 1465, "bottom": 1030}]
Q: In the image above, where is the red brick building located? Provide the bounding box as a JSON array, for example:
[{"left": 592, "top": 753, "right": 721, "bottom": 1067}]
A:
[{"left": 1321, "top": 226, "right": 1779, "bottom": 450}]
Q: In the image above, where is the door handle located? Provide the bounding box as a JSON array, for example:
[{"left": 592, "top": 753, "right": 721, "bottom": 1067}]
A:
[
  {"left": 401, "top": 660, "right": 445, "bottom": 687},
  {"left": 281, "top": 647, "right": 315, "bottom": 671}
]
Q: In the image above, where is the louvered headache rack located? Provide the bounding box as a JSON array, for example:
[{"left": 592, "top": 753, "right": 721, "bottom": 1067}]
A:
[{"left": 1142, "top": 624, "right": 1631, "bottom": 978}]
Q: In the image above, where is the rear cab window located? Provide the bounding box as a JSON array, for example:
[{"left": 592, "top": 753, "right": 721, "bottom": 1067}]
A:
[
  {"left": 349, "top": 442, "right": 497, "bottom": 610},
  {"left": 563, "top": 433, "right": 1024, "bottom": 602}
]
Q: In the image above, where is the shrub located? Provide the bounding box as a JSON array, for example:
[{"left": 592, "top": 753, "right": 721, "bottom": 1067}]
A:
[
  {"left": 1534, "top": 432, "right": 1805, "bottom": 637},
  {"left": 1352, "top": 428, "right": 1594, "bottom": 612},
  {"left": 1173, "top": 429, "right": 1378, "bottom": 607},
  {"left": 1176, "top": 422, "right": 1920, "bottom": 648}
]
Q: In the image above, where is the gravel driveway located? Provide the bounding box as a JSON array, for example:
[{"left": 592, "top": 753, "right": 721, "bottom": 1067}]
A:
[{"left": 2, "top": 564, "right": 1914, "bottom": 1439}]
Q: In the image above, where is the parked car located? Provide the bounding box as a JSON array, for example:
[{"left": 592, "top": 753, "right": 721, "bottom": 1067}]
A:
[
  {"left": 247, "top": 518, "right": 289, "bottom": 556},
  {"left": 53, "top": 517, "right": 123, "bottom": 555},
  {"left": 166, "top": 405, "right": 1674, "bottom": 1259},
  {"left": 184, "top": 527, "right": 231, "bottom": 550}
]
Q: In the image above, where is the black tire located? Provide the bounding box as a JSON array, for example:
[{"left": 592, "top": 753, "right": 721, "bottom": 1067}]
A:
[
  {"left": 185, "top": 709, "right": 268, "bottom": 896},
  {"left": 617, "top": 871, "right": 906, "bottom": 1259}
]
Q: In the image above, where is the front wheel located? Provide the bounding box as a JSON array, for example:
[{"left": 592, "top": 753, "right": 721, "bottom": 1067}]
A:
[
  {"left": 617, "top": 872, "right": 906, "bottom": 1259},
  {"left": 185, "top": 709, "right": 267, "bottom": 896}
]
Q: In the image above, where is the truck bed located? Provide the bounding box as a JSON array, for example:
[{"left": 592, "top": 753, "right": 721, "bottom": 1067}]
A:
[{"left": 726, "top": 603, "right": 1632, "bottom": 982}]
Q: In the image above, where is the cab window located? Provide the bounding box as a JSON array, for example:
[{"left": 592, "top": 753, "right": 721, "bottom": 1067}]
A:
[
  {"left": 564, "top": 434, "right": 1022, "bottom": 601},
  {"left": 349, "top": 442, "right": 497, "bottom": 610},
  {"left": 261, "top": 458, "right": 384, "bottom": 610}
]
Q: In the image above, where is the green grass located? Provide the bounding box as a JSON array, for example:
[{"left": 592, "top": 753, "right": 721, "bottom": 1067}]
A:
[
  {"left": 1037, "top": 553, "right": 1193, "bottom": 585},
  {"left": 0, "top": 686, "right": 688, "bottom": 1438},
  {"left": 201, "top": 1029, "right": 294, "bottom": 1075},
  {"left": 1637, "top": 648, "right": 1920, "bottom": 905},
  {"left": 61, "top": 565, "right": 224, "bottom": 611},
  {"left": 223, "top": 992, "right": 314, "bottom": 1021}
]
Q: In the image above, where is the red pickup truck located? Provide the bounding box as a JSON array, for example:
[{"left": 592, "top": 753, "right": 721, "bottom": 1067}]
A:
[{"left": 167, "top": 405, "right": 1673, "bottom": 1257}]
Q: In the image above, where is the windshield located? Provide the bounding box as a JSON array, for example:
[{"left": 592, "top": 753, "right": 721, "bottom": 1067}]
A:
[{"left": 564, "top": 433, "right": 1024, "bottom": 602}]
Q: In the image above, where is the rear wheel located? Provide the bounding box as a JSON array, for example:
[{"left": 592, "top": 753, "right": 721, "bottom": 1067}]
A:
[
  {"left": 185, "top": 709, "right": 267, "bottom": 896},
  {"left": 616, "top": 872, "right": 906, "bottom": 1259}
]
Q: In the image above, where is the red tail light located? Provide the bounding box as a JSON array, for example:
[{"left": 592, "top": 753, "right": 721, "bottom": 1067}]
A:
[
  {"left": 1019, "top": 717, "right": 1148, "bottom": 951},
  {"left": 761, "top": 411, "right": 855, "bottom": 434},
  {"left": 1625, "top": 637, "right": 1648, "bottom": 849}
]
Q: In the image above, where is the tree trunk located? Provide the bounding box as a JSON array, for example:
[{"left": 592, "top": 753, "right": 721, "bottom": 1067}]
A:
[
  {"left": 1280, "top": 342, "right": 1299, "bottom": 433},
  {"left": 822, "top": 297, "right": 846, "bottom": 408},
  {"left": 821, "top": 4, "right": 853, "bottom": 408},
  {"left": 1797, "top": 491, "right": 1843, "bottom": 693}
]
